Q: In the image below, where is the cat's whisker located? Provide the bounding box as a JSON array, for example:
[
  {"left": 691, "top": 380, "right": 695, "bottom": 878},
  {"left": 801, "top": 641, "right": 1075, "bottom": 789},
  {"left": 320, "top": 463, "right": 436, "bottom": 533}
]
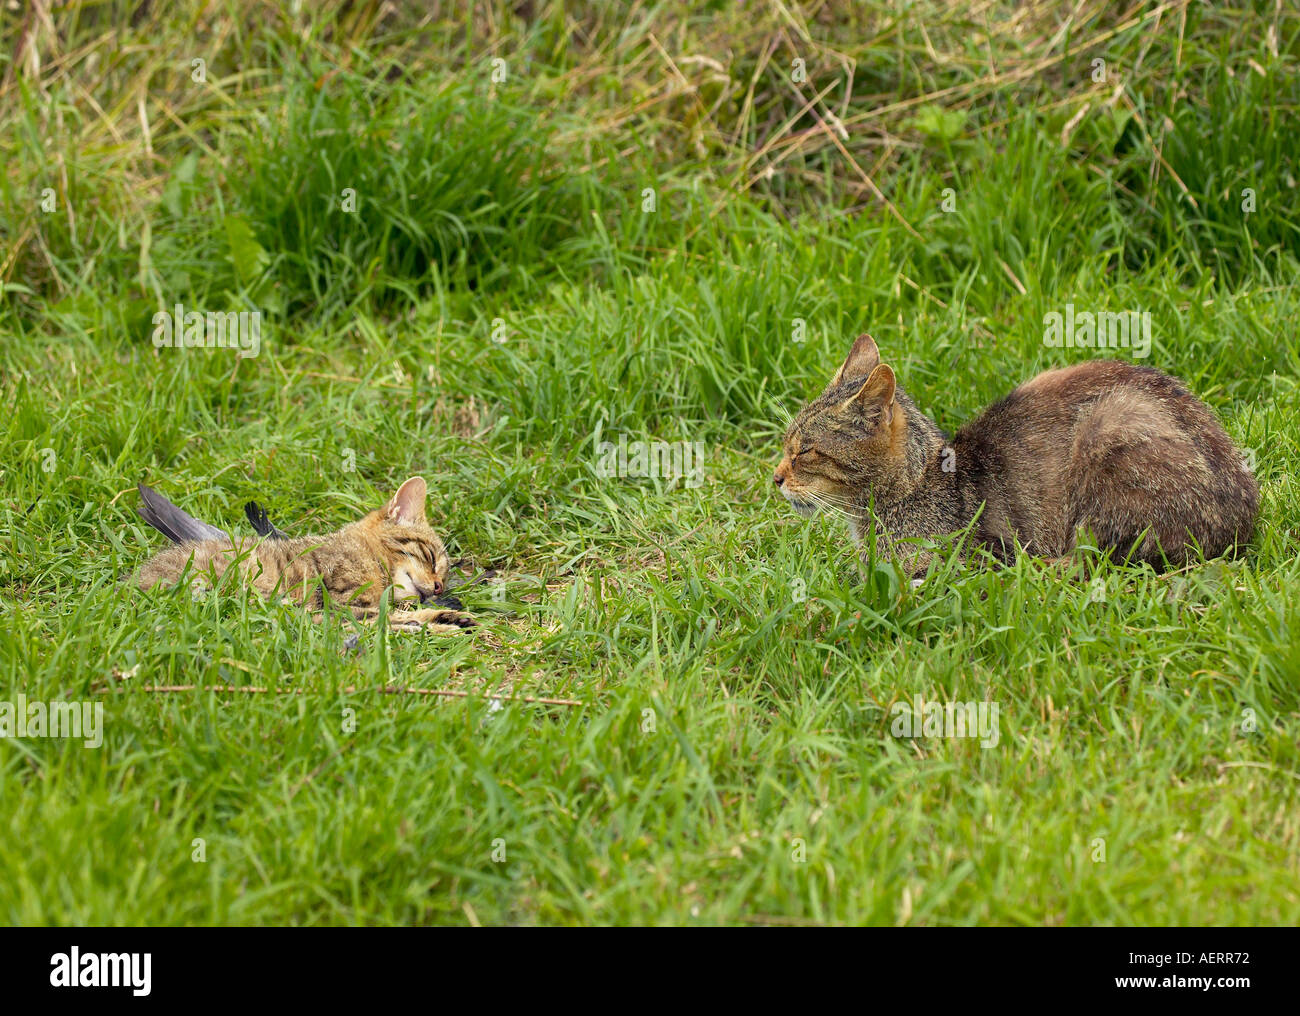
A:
[
  {"left": 801, "top": 490, "right": 860, "bottom": 520},
  {"left": 801, "top": 488, "right": 860, "bottom": 511},
  {"left": 808, "top": 489, "right": 857, "bottom": 506}
]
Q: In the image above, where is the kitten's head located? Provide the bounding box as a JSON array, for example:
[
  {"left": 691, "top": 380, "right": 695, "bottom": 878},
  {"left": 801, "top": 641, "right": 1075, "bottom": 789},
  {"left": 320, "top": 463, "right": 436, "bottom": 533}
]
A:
[
  {"left": 774, "top": 334, "right": 905, "bottom": 517},
  {"left": 349, "top": 477, "right": 451, "bottom": 605}
]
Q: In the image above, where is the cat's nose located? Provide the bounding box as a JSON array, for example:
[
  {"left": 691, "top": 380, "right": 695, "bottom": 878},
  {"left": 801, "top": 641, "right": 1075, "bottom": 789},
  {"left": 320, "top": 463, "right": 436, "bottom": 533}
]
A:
[
  {"left": 774, "top": 472, "right": 785, "bottom": 487},
  {"left": 432, "top": 579, "right": 444, "bottom": 596}
]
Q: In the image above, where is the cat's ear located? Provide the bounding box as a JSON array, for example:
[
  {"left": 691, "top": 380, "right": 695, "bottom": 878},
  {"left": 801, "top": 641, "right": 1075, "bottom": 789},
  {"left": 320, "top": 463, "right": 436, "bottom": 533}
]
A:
[
  {"left": 842, "top": 364, "right": 896, "bottom": 421},
  {"left": 831, "top": 333, "right": 880, "bottom": 387},
  {"left": 385, "top": 476, "right": 428, "bottom": 526}
]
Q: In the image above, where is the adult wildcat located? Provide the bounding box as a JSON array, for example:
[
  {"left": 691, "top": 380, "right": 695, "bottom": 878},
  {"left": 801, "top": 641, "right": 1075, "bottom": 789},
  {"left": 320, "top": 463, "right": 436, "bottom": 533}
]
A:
[{"left": 774, "top": 334, "right": 1259, "bottom": 575}]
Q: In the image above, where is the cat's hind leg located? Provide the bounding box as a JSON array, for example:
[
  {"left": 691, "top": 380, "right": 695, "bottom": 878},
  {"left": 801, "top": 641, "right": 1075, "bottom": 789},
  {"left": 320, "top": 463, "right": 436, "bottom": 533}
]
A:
[{"left": 1065, "top": 393, "right": 1214, "bottom": 568}]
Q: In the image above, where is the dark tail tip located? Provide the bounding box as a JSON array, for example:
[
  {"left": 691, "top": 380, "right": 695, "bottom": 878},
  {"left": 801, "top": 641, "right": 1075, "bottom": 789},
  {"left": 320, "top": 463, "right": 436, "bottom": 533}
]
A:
[{"left": 244, "top": 501, "right": 289, "bottom": 540}]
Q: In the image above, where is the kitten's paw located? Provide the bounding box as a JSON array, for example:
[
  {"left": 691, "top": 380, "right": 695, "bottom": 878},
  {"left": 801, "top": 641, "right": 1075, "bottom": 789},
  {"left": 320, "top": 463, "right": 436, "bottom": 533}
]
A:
[{"left": 388, "top": 608, "right": 476, "bottom": 632}]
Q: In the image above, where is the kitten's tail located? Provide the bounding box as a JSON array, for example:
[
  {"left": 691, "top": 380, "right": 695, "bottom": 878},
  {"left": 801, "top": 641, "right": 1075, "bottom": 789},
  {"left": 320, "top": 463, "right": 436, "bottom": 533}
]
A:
[{"left": 137, "top": 484, "right": 229, "bottom": 544}]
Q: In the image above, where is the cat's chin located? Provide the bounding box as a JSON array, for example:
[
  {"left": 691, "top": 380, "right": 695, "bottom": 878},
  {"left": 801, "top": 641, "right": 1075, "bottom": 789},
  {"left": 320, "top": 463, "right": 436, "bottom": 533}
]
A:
[{"left": 786, "top": 498, "right": 820, "bottom": 519}]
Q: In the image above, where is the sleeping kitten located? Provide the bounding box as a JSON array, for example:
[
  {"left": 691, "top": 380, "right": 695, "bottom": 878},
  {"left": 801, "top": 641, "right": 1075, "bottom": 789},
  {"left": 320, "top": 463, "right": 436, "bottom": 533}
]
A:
[
  {"left": 135, "top": 477, "right": 474, "bottom": 632},
  {"left": 241, "top": 497, "right": 464, "bottom": 609},
  {"left": 775, "top": 334, "right": 1259, "bottom": 576}
]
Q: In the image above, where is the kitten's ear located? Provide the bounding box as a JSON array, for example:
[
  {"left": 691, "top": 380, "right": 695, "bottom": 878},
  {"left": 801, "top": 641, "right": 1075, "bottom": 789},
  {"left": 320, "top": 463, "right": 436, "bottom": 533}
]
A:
[
  {"left": 831, "top": 334, "right": 881, "bottom": 387},
  {"left": 385, "top": 476, "right": 428, "bottom": 526},
  {"left": 842, "top": 364, "right": 896, "bottom": 421}
]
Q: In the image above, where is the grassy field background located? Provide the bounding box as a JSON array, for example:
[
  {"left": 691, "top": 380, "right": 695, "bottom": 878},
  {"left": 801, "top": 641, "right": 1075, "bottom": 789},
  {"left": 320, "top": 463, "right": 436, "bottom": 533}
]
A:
[{"left": 2, "top": 0, "right": 1298, "bottom": 925}]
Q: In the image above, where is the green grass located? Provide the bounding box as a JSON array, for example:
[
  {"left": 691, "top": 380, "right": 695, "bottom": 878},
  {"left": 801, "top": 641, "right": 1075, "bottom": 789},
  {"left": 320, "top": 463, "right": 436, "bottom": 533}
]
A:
[{"left": 2, "top": 0, "right": 1298, "bottom": 925}]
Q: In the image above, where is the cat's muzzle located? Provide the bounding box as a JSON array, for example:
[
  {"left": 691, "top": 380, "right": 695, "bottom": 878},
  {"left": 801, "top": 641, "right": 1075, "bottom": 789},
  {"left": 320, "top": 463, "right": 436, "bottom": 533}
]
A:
[{"left": 782, "top": 492, "right": 821, "bottom": 518}]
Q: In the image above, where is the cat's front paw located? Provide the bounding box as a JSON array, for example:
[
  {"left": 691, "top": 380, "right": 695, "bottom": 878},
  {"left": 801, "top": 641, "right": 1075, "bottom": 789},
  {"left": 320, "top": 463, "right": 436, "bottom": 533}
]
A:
[{"left": 389, "top": 608, "right": 476, "bottom": 632}]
